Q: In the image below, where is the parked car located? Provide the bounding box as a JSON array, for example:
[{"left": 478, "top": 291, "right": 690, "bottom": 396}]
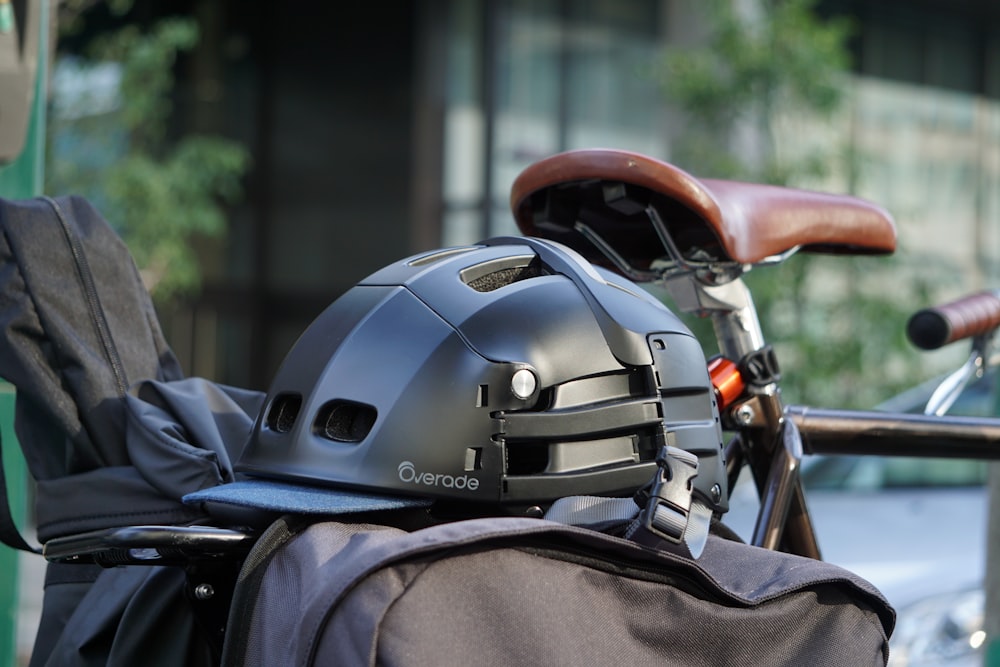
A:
[{"left": 723, "top": 371, "right": 995, "bottom": 667}]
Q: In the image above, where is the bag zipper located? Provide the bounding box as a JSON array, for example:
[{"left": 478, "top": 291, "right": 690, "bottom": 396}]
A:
[{"left": 44, "top": 197, "right": 130, "bottom": 396}]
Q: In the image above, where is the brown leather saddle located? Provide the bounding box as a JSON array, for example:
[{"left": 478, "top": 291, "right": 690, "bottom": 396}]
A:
[{"left": 510, "top": 149, "right": 897, "bottom": 281}]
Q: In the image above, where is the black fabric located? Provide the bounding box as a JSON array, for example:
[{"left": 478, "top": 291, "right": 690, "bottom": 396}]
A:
[
  {"left": 31, "top": 565, "right": 215, "bottom": 667},
  {"left": 125, "top": 377, "right": 260, "bottom": 502},
  {"left": 220, "top": 515, "right": 306, "bottom": 666},
  {"left": 35, "top": 378, "right": 261, "bottom": 543},
  {"left": 0, "top": 196, "right": 183, "bottom": 476},
  {"left": 0, "top": 195, "right": 189, "bottom": 535},
  {"left": 233, "top": 516, "right": 894, "bottom": 666},
  {"left": 0, "top": 427, "right": 38, "bottom": 552},
  {"left": 0, "top": 195, "right": 264, "bottom": 539},
  {"left": 0, "top": 195, "right": 263, "bottom": 666}
]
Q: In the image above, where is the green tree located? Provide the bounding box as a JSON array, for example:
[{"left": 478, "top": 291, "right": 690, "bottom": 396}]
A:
[
  {"left": 659, "top": 0, "right": 936, "bottom": 409},
  {"left": 47, "top": 5, "right": 249, "bottom": 302},
  {"left": 661, "top": 0, "right": 850, "bottom": 185}
]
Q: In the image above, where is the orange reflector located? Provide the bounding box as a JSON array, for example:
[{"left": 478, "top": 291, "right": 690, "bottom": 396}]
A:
[{"left": 708, "top": 356, "right": 744, "bottom": 410}]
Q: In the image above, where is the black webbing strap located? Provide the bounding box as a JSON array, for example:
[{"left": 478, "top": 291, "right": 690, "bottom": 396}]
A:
[{"left": 0, "top": 428, "right": 40, "bottom": 553}]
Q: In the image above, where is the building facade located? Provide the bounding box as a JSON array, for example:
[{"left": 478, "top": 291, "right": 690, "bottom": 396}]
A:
[{"left": 134, "top": 0, "right": 1000, "bottom": 389}]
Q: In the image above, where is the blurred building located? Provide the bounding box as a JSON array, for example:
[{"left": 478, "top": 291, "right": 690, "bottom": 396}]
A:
[{"left": 133, "top": 0, "right": 1000, "bottom": 389}]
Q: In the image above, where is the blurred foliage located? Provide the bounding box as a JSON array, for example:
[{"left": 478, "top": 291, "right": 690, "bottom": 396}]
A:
[
  {"left": 660, "top": 0, "right": 851, "bottom": 184},
  {"left": 46, "top": 2, "right": 249, "bottom": 301},
  {"left": 658, "top": 0, "right": 936, "bottom": 409}
]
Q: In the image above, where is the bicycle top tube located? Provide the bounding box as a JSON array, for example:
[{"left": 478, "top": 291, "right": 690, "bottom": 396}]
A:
[{"left": 511, "top": 149, "right": 898, "bottom": 279}]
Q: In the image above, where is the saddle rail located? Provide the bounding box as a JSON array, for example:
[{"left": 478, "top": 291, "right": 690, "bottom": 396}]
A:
[{"left": 510, "top": 149, "right": 897, "bottom": 282}]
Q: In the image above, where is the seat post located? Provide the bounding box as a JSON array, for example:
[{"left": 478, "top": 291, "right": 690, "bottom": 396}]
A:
[
  {"left": 662, "top": 270, "right": 819, "bottom": 558},
  {"left": 661, "top": 273, "right": 766, "bottom": 365}
]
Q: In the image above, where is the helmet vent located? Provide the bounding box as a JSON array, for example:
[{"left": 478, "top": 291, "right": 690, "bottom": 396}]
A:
[
  {"left": 267, "top": 393, "right": 302, "bottom": 433},
  {"left": 466, "top": 264, "right": 542, "bottom": 292},
  {"left": 408, "top": 246, "right": 477, "bottom": 267},
  {"left": 461, "top": 255, "right": 544, "bottom": 292},
  {"left": 315, "top": 400, "right": 377, "bottom": 442},
  {"left": 505, "top": 443, "right": 549, "bottom": 475}
]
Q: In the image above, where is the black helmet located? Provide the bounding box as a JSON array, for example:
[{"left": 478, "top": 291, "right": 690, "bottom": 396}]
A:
[{"left": 218, "top": 237, "right": 727, "bottom": 515}]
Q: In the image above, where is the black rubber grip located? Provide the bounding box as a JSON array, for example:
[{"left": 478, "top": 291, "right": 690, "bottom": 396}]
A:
[{"left": 907, "top": 290, "right": 1000, "bottom": 350}]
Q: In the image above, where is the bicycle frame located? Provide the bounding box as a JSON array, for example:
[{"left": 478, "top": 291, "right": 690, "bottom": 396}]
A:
[{"left": 663, "top": 269, "right": 1000, "bottom": 559}]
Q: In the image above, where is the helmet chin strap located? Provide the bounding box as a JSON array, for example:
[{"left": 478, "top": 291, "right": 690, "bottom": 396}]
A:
[
  {"left": 542, "top": 445, "right": 712, "bottom": 559},
  {"left": 628, "top": 498, "right": 714, "bottom": 560}
]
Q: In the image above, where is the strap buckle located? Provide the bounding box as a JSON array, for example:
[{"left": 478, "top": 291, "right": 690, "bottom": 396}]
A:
[{"left": 640, "top": 445, "right": 699, "bottom": 544}]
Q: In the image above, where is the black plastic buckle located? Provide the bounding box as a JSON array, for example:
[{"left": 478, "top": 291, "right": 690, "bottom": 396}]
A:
[{"left": 641, "top": 445, "right": 699, "bottom": 543}]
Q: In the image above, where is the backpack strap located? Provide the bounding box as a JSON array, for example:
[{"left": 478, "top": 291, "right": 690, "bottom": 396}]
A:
[{"left": 0, "top": 428, "right": 39, "bottom": 553}]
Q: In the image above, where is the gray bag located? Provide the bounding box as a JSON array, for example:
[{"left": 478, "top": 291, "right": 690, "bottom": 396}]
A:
[{"left": 223, "top": 515, "right": 894, "bottom": 667}]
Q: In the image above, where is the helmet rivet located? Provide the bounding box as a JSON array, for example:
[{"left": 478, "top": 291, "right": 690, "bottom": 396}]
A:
[
  {"left": 510, "top": 369, "right": 537, "bottom": 399},
  {"left": 710, "top": 483, "right": 722, "bottom": 504}
]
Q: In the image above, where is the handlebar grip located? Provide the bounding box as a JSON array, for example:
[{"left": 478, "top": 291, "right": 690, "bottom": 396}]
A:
[{"left": 907, "top": 290, "right": 1000, "bottom": 350}]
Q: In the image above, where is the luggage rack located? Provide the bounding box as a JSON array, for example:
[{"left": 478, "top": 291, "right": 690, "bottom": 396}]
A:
[
  {"left": 43, "top": 523, "right": 262, "bottom": 658},
  {"left": 43, "top": 524, "right": 258, "bottom": 567}
]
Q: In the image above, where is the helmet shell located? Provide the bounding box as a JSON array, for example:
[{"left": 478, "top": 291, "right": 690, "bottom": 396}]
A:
[{"left": 237, "top": 238, "right": 728, "bottom": 512}]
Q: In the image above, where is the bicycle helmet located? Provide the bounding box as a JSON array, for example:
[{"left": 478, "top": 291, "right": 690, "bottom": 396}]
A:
[{"left": 185, "top": 237, "right": 727, "bottom": 519}]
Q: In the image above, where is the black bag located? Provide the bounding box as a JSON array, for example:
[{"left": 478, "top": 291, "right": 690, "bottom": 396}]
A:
[
  {"left": 0, "top": 195, "right": 263, "bottom": 541},
  {"left": 223, "top": 514, "right": 894, "bottom": 667},
  {"left": 0, "top": 195, "right": 263, "bottom": 666}
]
